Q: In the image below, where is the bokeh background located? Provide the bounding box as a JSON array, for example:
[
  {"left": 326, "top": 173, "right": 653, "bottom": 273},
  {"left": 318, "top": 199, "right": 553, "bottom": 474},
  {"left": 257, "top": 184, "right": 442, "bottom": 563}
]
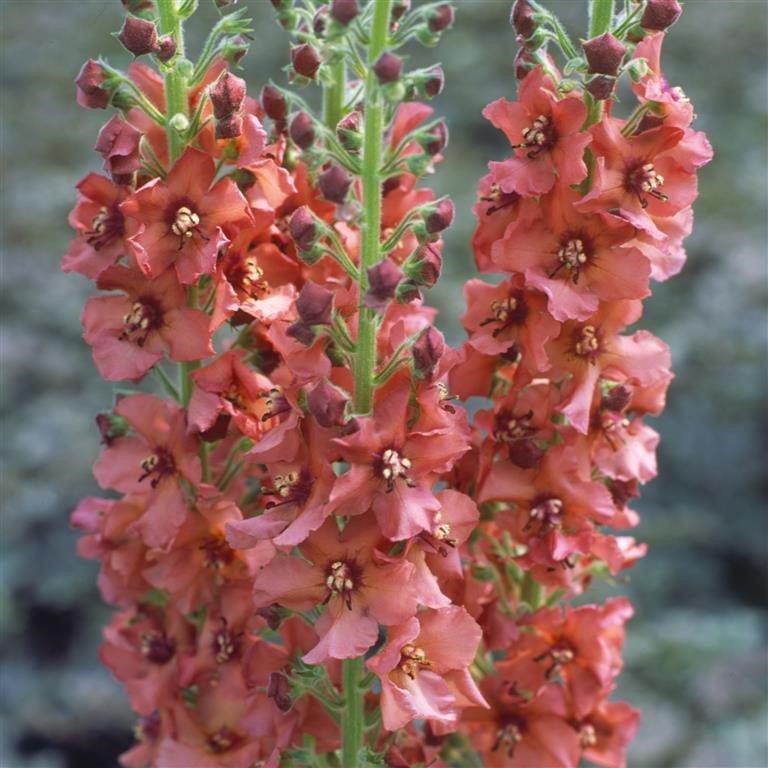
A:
[{"left": 1, "top": 1, "right": 766, "bottom": 766}]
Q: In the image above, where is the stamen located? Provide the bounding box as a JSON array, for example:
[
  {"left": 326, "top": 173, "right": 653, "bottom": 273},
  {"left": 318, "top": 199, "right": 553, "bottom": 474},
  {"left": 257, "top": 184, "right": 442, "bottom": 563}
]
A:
[{"left": 398, "top": 643, "right": 433, "bottom": 679}]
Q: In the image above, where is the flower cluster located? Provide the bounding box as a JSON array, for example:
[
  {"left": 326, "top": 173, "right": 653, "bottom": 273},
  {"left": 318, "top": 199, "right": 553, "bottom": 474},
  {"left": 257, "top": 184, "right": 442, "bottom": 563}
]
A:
[{"left": 66, "top": 1, "right": 709, "bottom": 766}]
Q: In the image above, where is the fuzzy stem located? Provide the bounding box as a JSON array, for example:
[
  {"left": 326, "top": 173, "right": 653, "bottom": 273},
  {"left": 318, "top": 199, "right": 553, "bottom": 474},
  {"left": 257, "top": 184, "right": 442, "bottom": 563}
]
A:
[
  {"left": 589, "top": 0, "right": 615, "bottom": 38},
  {"left": 323, "top": 59, "right": 346, "bottom": 132},
  {"left": 157, "top": 0, "right": 188, "bottom": 165},
  {"left": 341, "top": 655, "right": 365, "bottom": 768}
]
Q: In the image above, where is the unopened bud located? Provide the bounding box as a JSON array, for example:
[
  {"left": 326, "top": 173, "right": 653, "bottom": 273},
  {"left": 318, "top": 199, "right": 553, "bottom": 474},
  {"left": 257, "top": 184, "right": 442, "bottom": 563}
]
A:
[
  {"left": 586, "top": 75, "right": 615, "bottom": 101},
  {"left": 288, "top": 206, "right": 319, "bottom": 251},
  {"left": 511, "top": 0, "right": 535, "bottom": 39},
  {"left": 364, "top": 260, "right": 403, "bottom": 312},
  {"left": 330, "top": 0, "right": 358, "bottom": 25},
  {"left": 582, "top": 32, "right": 627, "bottom": 76},
  {"left": 262, "top": 84, "right": 287, "bottom": 124},
  {"left": 423, "top": 121, "right": 448, "bottom": 156},
  {"left": 425, "top": 198, "right": 454, "bottom": 234},
  {"left": 336, "top": 110, "right": 362, "bottom": 151},
  {"left": 641, "top": 0, "right": 682, "bottom": 31},
  {"left": 423, "top": 65, "right": 445, "bottom": 97},
  {"left": 427, "top": 4, "right": 454, "bottom": 33},
  {"left": 117, "top": 16, "right": 159, "bottom": 57},
  {"left": 255, "top": 605, "right": 283, "bottom": 630},
  {"left": 168, "top": 113, "right": 189, "bottom": 132},
  {"left": 210, "top": 71, "right": 246, "bottom": 119},
  {"left": 267, "top": 672, "right": 293, "bottom": 712},
  {"left": 412, "top": 326, "right": 445, "bottom": 378},
  {"left": 156, "top": 36, "right": 177, "bottom": 62},
  {"left": 408, "top": 243, "right": 442, "bottom": 288},
  {"left": 514, "top": 46, "right": 537, "bottom": 80},
  {"left": 392, "top": 0, "right": 410, "bottom": 21},
  {"left": 289, "top": 110, "right": 315, "bottom": 149},
  {"left": 318, "top": 165, "right": 352, "bottom": 203},
  {"left": 507, "top": 439, "right": 544, "bottom": 469},
  {"left": 313, "top": 5, "right": 329, "bottom": 36},
  {"left": 601, "top": 384, "right": 631, "bottom": 413},
  {"left": 215, "top": 113, "right": 244, "bottom": 139},
  {"left": 286, "top": 321, "right": 315, "bottom": 345},
  {"left": 296, "top": 281, "right": 333, "bottom": 325},
  {"left": 307, "top": 380, "right": 348, "bottom": 427},
  {"left": 373, "top": 52, "right": 403, "bottom": 84},
  {"left": 75, "top": 59, "right": 109, "bottom": 109},
  {"left": 220, "top": 36, "right": 249, "bottom": 66},
  {"left": 95, "top": 115, "right": 142, "bottom": 178},
  {"left": 291, "top": 44, "right": 322, "bottom": 80},
  {"left": 95, "top": 412, "right": 129, "bottom": 445}
]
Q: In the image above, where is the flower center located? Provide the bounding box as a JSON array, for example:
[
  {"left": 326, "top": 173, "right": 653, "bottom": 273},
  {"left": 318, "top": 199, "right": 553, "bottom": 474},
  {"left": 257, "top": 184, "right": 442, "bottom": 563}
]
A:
[
  {"left": 492, "top": 722, "right": 524, "bottom": 756},
  {"left": 574, "top": 324, "right": 601, "bottom": 359},
  {"left": 526, "top": 496, "right": 564, "bottom": 534},
  {"left": 480, "top": 182, "right": 521, "bottom": 216},
  {"left": 138, "top": 448, "right": 176, "bottom": 488},
  {"left": 140, "top": 631, "right": 176, "bottom": 664},
  {"left": 380, "top": 448, "right": 413, "bottom": 489},
  {"left": 580, "top": 723, "right": 598, "bottom": 748},
  {"left": 212, "top": 619, "right": 240, "bottom": 664},
  {"left": 480, "top": 292, "right": 528, "bottom": 337},
  {"left": 325, "top": 560, "right": 358, "bottom": 610},
  {"left": 133, "top": 712, "right": 161, "bottom": 743},
  {"left": 550, "top": 237, "right": 589, "bottom": 283},
  {"left": 199, "top": 535, "right": 235, "bottom": 570},
  {"left": 517, "top": 114, "right": 553, "bottom": 157},
  {"left": 171, "top": 205, "right": 201, "bottom": 238},
  {"left": 241, "top": 256, "right": 269, "bottom": 295},
  {"left": 398, "top": 643, "right": 433, "bottom": 679},
  {"left": 494, "top": 409, "right": 535, "bottom": 444},
  {"left": 206, "top": 727, "right": 242, "bottom": 755},
  {"left": 84, "top": 204, "right": 124, "bottom": 250},
  {"left": 120, "top": 299, "right": 159, "bottom": 347},
  {"left": 260, "top": 386, "right": 290, "bottom": 421},
  {"left": 629, "top": 162, "right": 668, "bottom": 208}
]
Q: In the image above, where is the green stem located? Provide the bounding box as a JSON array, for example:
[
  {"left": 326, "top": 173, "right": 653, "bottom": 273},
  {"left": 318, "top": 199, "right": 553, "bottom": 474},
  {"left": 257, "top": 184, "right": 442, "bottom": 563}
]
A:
[
  {"left": 323, "top": 59, "right": 346, "bottom": 131},
  {"left": 521, "top": 571, "right": 544, "bottom": 610},
  {"left": 341, "top": 655, "right": 365, "bottom": 768},
  {"left": 589, "top": 0, "right": 615, "bottom": 38},
  {"left": 157, "top": 0, "right": 189, "bottom": 165},
  {"left": 352, "top": 0, "right": 391, "bottom": 418}
]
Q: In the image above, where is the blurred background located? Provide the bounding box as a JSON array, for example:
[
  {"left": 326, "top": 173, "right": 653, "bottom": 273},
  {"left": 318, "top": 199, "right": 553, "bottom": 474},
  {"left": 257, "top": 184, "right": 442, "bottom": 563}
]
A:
[{"left": 1, "top": 1, "right": 766, "bottom": 766}]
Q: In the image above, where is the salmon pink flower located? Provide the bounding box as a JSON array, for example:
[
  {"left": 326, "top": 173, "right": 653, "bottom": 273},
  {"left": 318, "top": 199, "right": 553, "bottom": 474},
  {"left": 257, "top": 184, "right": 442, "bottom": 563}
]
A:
[
  {"left": 484, "top": 67, "right": 591, "bottom": 196},
  {"left": 576, "top": 698, "right": 639, "bottom": 768},
  {"left": 251, "top": 516, "right": 420, "bottom": 663},
  {"left": 83, "top": 264, "right": 214, "bottom": 381},
  {"left": 367, "top": 606, "right": 486, "bottom": 731},
  {"left": 121, "top": 148, "right": 253, "bottom": 284},
  {"left": 93, "top": 394, "right": 200, "bottom": 548}
]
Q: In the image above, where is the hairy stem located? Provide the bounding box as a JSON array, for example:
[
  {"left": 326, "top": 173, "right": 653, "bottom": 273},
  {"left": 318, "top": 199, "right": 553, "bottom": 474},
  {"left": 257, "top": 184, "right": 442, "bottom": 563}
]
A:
[
  {"left": 589, "top": 0, "right": 615, "bottom": 38},
  {"left": 156, "top": 0, "right": 188, "bottom": 165}
]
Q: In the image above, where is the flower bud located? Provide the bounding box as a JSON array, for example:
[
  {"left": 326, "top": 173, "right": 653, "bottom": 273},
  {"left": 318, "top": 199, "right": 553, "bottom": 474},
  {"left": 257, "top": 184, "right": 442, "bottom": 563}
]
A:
[
  {"left": 373, "top": 52, "right": 403, "bottom": 84},
  {"left": 156, "top": 36, "right": 177, "bottom": 63},
  {"left": 313, "top": 5, "right": 330, "bottom": 36},
  {"left": 296, "top": 281, "right": 333, "bottom": 325},
  {"left": 95, "top": 115, "right": 142, "bottom": 178},
  {"left": 210, "top": 71, "right": 246, "bottom": 119},
  {"left": 117, "top": 16, "right": 159, "bottom": 57},
  {"left": 319, "top": 164, "right": 352, "bottom": 203},
  {"left": 336, "top": 110, "right": 362, "bottom": 151},
  {"left": 308, "top": 379, "right": 348, "bottom": 427},
  {"left": 255, "top": 605, "right": 283, "bottom": 630},
  {"left": 75, "top": 59, "right": 109, "bottom": 109},
  {"left": 511, "top": 0, "right": 535, "bottom": 39},
  {"left": 422, "top": 121, "right": 448, "bottom": 156},
  {"left": 215, "top": 113, "right": 244, "bottom": 139},
  {"left": 392, "top": 0, "right": 410, "bottom": 21},
  {"left": 586, "top": 75, "right": 615, "bottom": 100},
  {"left": 286, "top": 321, "right": 315, "bottom": 345},
  {"left": 267, "top": 672, "right": 293, "bottom": 712},
  {"left": 408, "top": 243, "right": 442, "bottom": 287},
  {"left": 507, "top": 439, "right": 544, "bottom": 469},
  {"left": 262, "top": 84, "right": 287, "bottom": 124},
  {"left": 289, "top": 111, "right": 315, "bottom": 149},
  {"left": 514, "top": 45, "right": 536, "bottom": 80},
  {"left": 330, "top": 0, "right": 358, "bottom": 25},
  {"left": 427, "top": 4, "right": 454, "bottom": 33},
  {"left": 601, "top": 384, "right": 631, "bottom": 413},
  {"left": 425, "top": 198, "right": 454, "bottom": 235},
  {"left": 422, "top": 65, "right": 445, "bottom": 97},
  {"left": 95, "top": 412, "right": 129, "bottom": 445},
  {"left": 289, "top": 206, "right": 319, "bottom": 251},
  {"left": 412, "top": 326, "right": 445, "bottom": 378},
  {"left": 641, "top": 0, "right": 682, "bottom": 31},
  {"left": 582, "top": 32, "right": 627, "bottom": 76},
  {"left": 364, "top": 260, "right": 403, "bottom": 312},
  {"left": 220, "top": 36, "right": 249, "bottom": 66},
  {"left": 291, "top": 44, "right": 322, "bottom": 80},
  {"left": 121, "top": 0, "right": 153, "bottom": 11}
]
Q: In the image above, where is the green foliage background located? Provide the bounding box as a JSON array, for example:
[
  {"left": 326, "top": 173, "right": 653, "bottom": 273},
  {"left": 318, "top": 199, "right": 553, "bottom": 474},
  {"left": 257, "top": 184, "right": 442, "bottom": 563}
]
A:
[{"left": 1, "top": 1, "right": 766, "bottom": 766}]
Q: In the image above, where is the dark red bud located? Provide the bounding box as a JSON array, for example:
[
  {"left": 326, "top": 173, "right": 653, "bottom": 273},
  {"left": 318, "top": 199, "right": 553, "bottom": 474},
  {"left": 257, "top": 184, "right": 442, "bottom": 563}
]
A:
[
  {"left": 582, "top": 32, "right": 627, "bottom": 76},
  {"left": 382, "top": 175, "right": 402, "bottom": 196},
  {"left": 288, "top": 207, "right": 319, "bottom": 251},
  {"left": 255, "top": 605, "right": 283, "bottom": 630},
  {"left": 156, "top": 36, "right": 177, "bottom": 63},
  {"left": 95, "top": 411, "right": 129, "bottom": 445},
  {"left": 364, "top": 260, "right": 403, "bottom": 311},
  {"left": 210, "top": 71, "right": 246, "bottom": 119},
  {"left": 586, "top": 75, "right": 615, "bottom": 101},
  {"left": 313, "top": 5, "right": 330, "bottom": 36},
  {"left": 318, "top": 165, "right": 352, "bottom": 203},
  {"left": 601, "top": 385, "right": 632, "bottom": 413},
  {"left": 291, "top": 44, "right": 322, "bottom": 80},
  {"left": 267, "top": 672, "right": 293, "bottom": 712},
  {"left": 336, "top": 110, "right": 362, "bottom": 150},
  {"left": 121, "top": 0, "right": 154, "bottom": 12},
  {"left": 511, "top": 0, "right": 535, "bottom": 39},
  {"left": 423, "top": 65, "right": 445, "bottom": 97},
  {"left": 75, "top": 59, "right": 109, "bottom": 109},
  {"left": 95, "top": 115, "right": 142, "bottom": 177},
  {"left": 514, "top": 46, "right": 536, "bottom": 80},
  {"left": 296, "top": 281, "right": 333, "bottom": 325},
  {"left": 215, "top": 113, "right": 244, "bottom": 139},
  {"left": 424, "top": 121, "right": 448, "bottom": 156},
  {"left": 425, "top": 198, "right": 454, "bottom": 234},
  {"left": 289, "top": 110, "right": 315, "bottom": 149},
  {"left": 118, "top": 16, "right": 159, "bottom": 56},
  {"left": 641, "top": 0, "right": 682, "bottom": 31},
  {"left": 373, "top": 52, "right": 403, "bottom": 84},
  {"left": 286, "top": 321, "right": 316, "bottom": 345},
  {"left": 200, "top": 414, "right": 231, "bottom": 443},
  {"left": 427, "top": 4, "right": 454, "bottom": 33},
  {"left": 330, "top": 0, "right": 359, "bottom": 25},
  {"left": 392, "top": 0, "right": 410, "bottom": 21},
  {"left": 507, "top": 439, "right": 545, "bottom": 469},
  {"left": 307, "top": 380, "right": 348, "bottom": 427},
  {"left": 413, "top": 327, "right": 445, "bottom": 378},
  {"left": 609, "top": 478, "right": 640, "bottom": 507},
  {"left": 411, "top": 243, "right": 442, "bottom": 288},
  {"left": 262, "top": 84, "right": 287, "bottom": 124}
]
